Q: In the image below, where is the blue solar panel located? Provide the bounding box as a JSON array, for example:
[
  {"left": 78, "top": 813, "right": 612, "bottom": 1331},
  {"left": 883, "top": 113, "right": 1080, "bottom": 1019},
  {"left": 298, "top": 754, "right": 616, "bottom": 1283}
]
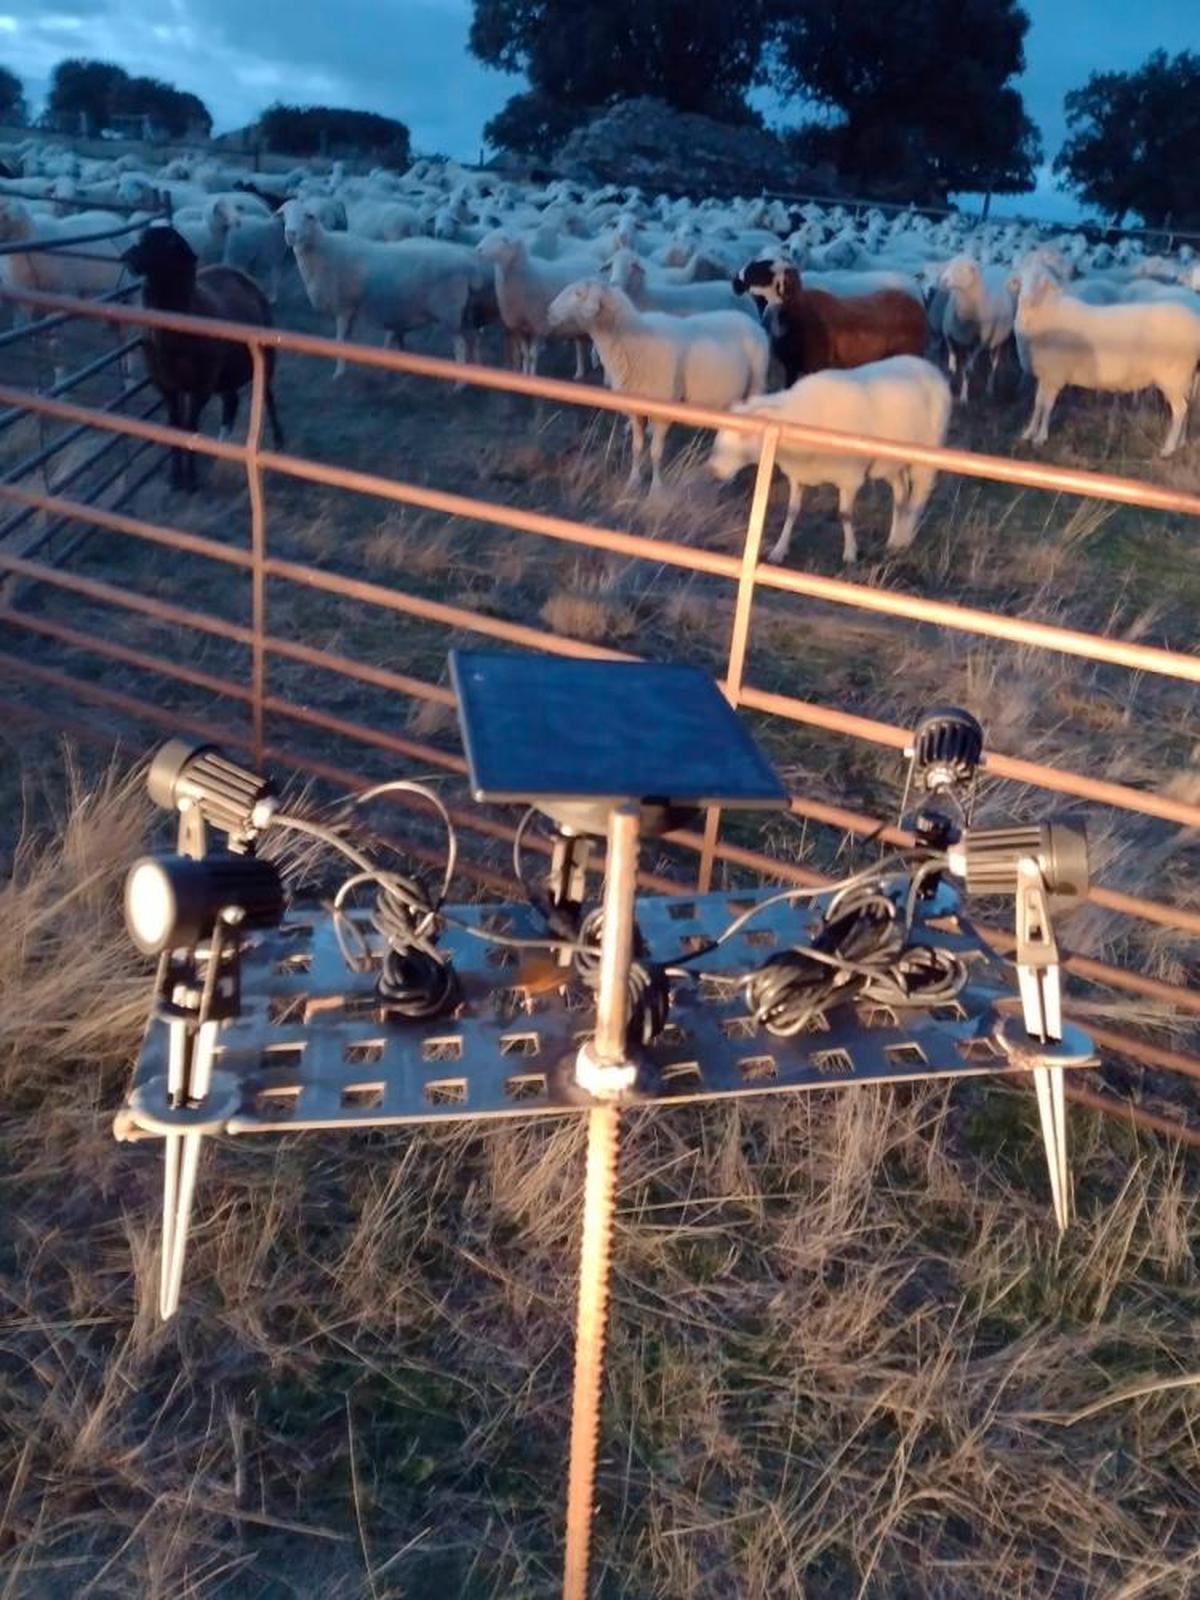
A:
[{"left": 451, "top": 651, "right": 787, "bottom": 809}]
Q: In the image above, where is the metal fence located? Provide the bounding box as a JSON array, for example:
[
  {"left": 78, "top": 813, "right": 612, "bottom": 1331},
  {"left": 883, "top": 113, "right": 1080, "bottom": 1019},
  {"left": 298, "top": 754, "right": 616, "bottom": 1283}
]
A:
[{"left": 0, "top": 280, "right": 1196, "bottom": 1144}]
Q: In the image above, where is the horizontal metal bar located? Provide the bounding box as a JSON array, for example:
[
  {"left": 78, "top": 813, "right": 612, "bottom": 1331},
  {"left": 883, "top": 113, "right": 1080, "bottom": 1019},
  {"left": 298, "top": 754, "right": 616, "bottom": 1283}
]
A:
[
  {"left": 0, "top": 337, "right": 139, "bottom": 438},
  {"left": 0, "top": 380, "right": 154, "bottom": 489},
  {"left": 1063, "top": 1082, "right": 1200, "bottom": 1148},
  {"left": 17, "top": 434, "right": 161, "bottom": 565},
  {"left": 265, "top": 554, "right": 632, "bottom": 661},
  {"left": 0, "top": 650, "right": 245, "bottom": 747},
  {"left": 0, "top": 383, "right": 248, "bottom": 466},
  {"left": 755, "top": 563, "right": 1200, "bottom": 689},
  {"left": 0, "top": 479, "right": 251, "bottom": 568},
  {"left": 1, "top": 654, "right": 1194, "bottom": 1086},
  {"left": 0, "top": 281, "right": 139, "bottom": 351},
  {"left": 5, "top": 286, "right": 1200, "bottom": 524},
  {"left": 0, "top": 403, "right": 159, "bottom": 550},
  {"left": 739, "top": 683, "right": 1200, "bottom": 831},
  {"left": 0, "top": 218, "right": 146, "bottom": 256},
  {"left": 261, "top": 694, "right": 469, "bottom": 773},
  {"left": 51, "top": 449, "right": 170, "bottom": 568},
  {"left": 262, "top": 451, "right": 744, "bottom": 582},
  {"left": 0, "top": 608, "right": 253, "bottom": 702},
  {"left": 265, "top": 636, "right": 457, "bottom": 705},
  {"left": 0, "top": 551, "right": 253, "bottom": 645},
  {"left": 1, "top": 377, "right": 1197, "bottom": 703}
]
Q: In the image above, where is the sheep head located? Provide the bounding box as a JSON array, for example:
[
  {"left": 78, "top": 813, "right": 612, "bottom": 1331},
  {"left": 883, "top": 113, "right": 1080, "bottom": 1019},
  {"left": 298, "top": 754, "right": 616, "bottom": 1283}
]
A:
[
  {"left": 478, "top": 230, "right": 520, "bottom": 267},
  {"left": 708, "top": 409, "right": 760, "bottom": 482},
  {"left": 547, "top": 279, "right": 612, "bottom": 331},
  {"left": 123, "top": 225, "right": 198, "bottom": 289},
  {"left": 281, "top": 200, "right": 321, "bottom": 250},
  {"left": 940, "top": 256, "right": 980, "bottom": 293}
]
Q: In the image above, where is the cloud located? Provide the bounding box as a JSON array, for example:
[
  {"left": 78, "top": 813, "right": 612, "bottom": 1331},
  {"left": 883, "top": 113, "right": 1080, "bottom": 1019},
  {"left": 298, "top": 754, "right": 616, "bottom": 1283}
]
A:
[
  {"left": 1, "top": 0, "right": 519, "bottom": 156},
  {"left": 0, "top": 0, "right": 1192, "bottom": 178}
]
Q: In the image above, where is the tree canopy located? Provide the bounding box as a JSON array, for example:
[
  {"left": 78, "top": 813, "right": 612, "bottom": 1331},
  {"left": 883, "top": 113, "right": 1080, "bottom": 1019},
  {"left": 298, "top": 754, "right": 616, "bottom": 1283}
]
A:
[
  {"left": 470, "top": 0, "right": 1041, "bottom": 200},
  {"left": 0, "top": 65, "right": 26, "bottom": 127},
  {"left": 46, "top": 59, "right": 210, "bottom": 138},
  {"left": 1054, "top": 50, "right": 1200, "bottom": 228},
  {"left": 470, "top": 0, "right": 769, "bottom": 157},
  {"left": 775, "top": 0, "right": 1042, "bottom": 199},
  {"left": 258, "top": 104, "right": 411, "bottom": 164}
]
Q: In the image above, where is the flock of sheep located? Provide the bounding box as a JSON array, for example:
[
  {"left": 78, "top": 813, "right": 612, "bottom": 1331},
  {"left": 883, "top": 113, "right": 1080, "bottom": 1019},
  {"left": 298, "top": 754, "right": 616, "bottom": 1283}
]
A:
[{"left": 3, "top": 139, "right": 1200, "bottom": 565}]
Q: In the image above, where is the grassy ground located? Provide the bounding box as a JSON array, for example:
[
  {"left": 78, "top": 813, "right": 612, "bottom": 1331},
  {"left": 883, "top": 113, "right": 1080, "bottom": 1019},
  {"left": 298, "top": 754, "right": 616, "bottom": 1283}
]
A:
[
  {"left": 0, "top": 267, "right": 1199, "bottom": 1595},
  {"left": 0, "top": 766, "right": 1199, "bottom": 1597}
]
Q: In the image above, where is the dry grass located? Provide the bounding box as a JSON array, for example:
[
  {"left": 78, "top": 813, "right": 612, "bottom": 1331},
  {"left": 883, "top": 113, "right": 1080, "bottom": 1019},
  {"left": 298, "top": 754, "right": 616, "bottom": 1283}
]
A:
[{"left": 1, "top": 759, "right": 1199, "bottom": 1598}]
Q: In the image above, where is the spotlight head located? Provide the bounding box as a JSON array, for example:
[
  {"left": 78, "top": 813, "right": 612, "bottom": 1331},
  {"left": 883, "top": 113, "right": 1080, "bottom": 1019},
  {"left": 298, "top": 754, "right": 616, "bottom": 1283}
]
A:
[
  {"left": 124, "top": 852, "right": 284, "bottom": 956},
  {"left": 907, "top": 706, "right": 984, "bottom": 798},
  {"left": 947, "top": 819, "right": 1089, "bottom": 899},
  {"left": 147, "top": 740, "right": 277, "bottom": 844}
]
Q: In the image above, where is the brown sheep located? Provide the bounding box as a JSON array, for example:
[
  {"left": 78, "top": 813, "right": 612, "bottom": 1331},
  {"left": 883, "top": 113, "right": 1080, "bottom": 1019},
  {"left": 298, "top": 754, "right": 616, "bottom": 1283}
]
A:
[
  {"left": 123, "top": 224, "right": 283, "bottom": 491},
  {"left": 767, "top": 265, "right": 928, "bottom": 385}
]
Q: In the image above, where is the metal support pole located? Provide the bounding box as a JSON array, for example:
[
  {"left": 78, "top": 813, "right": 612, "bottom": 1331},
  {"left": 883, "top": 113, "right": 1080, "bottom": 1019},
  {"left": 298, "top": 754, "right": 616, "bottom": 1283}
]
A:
[
  {"left": 563, "top": 1100, "right": 620, "bottom": 1600},
  {"left": 563, "top": 803, "right": 640, "bottom": 1598},
  {"left": 246, "top": 344, "right": 268, "bottom": 769},
  {"left": 698, "top": 425, "right": 779, "bottom": 893},
  {"left": 591, "top": 806, "right": 640, "bottom": 1066}
]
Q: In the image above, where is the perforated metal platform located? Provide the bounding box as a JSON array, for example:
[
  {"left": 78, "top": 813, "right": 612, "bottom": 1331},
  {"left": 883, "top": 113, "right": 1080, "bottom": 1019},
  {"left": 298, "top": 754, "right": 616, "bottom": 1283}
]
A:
[{"left": 116, "top": 883, "right": 1093, "bottom": 1140}]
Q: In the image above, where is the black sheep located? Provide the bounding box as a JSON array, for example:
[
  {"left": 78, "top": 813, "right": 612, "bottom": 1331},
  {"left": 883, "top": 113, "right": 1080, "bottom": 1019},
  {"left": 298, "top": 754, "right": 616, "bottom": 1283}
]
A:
[{"left": 123, "top": 225, "right": 284, "bottom": 491}]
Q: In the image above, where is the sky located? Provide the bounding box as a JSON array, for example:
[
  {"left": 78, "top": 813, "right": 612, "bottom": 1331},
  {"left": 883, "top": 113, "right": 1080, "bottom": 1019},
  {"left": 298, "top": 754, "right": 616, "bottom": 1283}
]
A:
[{"left": 1, "top": 0, "right": 1195, "bottom": 220}]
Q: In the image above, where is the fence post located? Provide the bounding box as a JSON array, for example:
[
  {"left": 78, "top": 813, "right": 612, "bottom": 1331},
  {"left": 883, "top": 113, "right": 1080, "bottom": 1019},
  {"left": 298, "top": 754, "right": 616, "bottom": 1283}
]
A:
[
  {"left": 246, "top": 343, "right": 269, "bottom": 768},
  {"left": 696, "top": 423, "right": 779, "bottom": 893}
]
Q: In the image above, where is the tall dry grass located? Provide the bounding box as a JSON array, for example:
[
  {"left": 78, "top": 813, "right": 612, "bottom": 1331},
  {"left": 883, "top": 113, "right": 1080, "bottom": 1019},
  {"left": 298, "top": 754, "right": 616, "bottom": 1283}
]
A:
[{"left": 1, "top": 757, "right": 1199, "bottom": 1597}]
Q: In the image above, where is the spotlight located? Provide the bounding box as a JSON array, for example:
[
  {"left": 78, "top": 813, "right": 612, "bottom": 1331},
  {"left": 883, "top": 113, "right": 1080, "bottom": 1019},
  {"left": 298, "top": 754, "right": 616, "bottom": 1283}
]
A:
[
  {"left": 147, "top": 740, "right": 277, "bottom": 847},
  {"left": 899, "top": 705, "right": 984, "bottom": 838},
  {"left": 124, "top": 852, "right": 284, "bottom": 956},
  {"left": 908, "top": 706, "right": 984, "bottom": 799},
  {"left": 947, "top": 820, "right": 1089, "bottom": 899}
]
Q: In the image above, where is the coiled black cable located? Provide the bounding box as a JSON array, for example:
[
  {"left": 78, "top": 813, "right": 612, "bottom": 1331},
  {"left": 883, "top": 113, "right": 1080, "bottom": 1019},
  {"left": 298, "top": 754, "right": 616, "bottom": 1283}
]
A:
[
  {"left": 743, "top": 868, "right": 966, "bottom": 1038},
  {"left": 574, "top": 906, "right": 671, "bottom": 1048}
]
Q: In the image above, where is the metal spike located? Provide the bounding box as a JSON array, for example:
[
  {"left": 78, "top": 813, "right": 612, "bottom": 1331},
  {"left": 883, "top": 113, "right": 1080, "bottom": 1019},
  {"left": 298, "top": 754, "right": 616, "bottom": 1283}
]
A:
[
  {"left": 563, "top": 1102, "right": 621, "bottom": 1600},
  {"left": 1032, "top": 1062, "right": 1071, "bottom": 1232},
  {"left": 159, "top": 1018, "right": 219, "bottom": 1319}
]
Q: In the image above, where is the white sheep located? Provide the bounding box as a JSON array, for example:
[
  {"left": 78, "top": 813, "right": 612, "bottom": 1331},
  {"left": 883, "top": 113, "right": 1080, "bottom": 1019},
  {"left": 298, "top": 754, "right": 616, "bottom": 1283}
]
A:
[
  {"left": 477, "top": 230, "right": 598, "bottom": 376},
  {"left": 547, "top": 280, "right": 769, "bottom": 493},
  {"left": 216, "top": 200, "right": 288, "bottom": 302},
  {"left": 707, "top": 356, "right": 952, "bottom": 565},
  {"left": 282, "top": 199, "right": 488, "bottom": 378},
  {"left": 1013, "top": 268, "right": 1200, "bottom": 455},
  {"left": 938, "top": 256, "right": 1016, "bottom": 401},
  {"left": 605, "top": 249, "right": 754, "bottom": 319},
  {"left": 0, "top": 201, "right": 126, "bottom": 300},
  {"left": 346, "top": 199, "right": 421, "bottom": 241}
]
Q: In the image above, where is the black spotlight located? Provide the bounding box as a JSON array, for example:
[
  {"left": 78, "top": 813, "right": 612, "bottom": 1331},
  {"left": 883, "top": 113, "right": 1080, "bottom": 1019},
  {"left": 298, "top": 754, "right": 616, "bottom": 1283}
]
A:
[
  {"left": 147, "top": 740, "right": 277, "bottom": 847},
  {"left": 908, "top": 706, "right": 984, "bottom": 799},
  {"left": 124, "top": 852, "right": 284, "bottom": 956},
  {"left": 947, "top": 819, "right": 1089, "bottom": 899}
]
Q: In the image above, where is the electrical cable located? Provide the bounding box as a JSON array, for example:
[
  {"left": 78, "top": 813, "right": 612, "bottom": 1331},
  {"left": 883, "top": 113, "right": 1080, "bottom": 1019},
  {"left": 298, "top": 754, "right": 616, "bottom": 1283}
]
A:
[
  {"left": 573, "top": 905, "right": 671, "bottom": 1048},
  {"left": 739, "top": 852, "right": 966, "bottom": 1038}
]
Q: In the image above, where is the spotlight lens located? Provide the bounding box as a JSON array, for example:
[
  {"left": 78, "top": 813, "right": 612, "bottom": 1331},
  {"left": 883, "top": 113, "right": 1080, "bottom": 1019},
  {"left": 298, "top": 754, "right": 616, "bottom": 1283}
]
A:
[{"left": 125, "top": 859, "right": 175, "bottom": 955}]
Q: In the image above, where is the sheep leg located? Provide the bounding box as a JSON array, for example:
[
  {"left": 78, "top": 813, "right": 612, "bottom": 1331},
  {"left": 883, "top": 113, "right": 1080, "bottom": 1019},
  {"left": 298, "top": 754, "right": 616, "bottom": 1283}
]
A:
[
  {"left": 182, "top": 391, "right": 209, "bottom": 491},
  {"left": 218, "top": 390, "right": 238, "bottom": 444},
  {"left": 573, "top": 338, "right": 588, "bottom": 381},
  {"left": 836, "top": 490, "right": 859, "bottom": 565},
  {"left": 165, "top": 390, "right": 186, "bottom": 490},
  {"left": 767, "top": 479, "right": 803, "bottom": 565},
  {"left": 525, "top": 337, "right": 542, "bottom": 376},
  {"left": 1160, "top": 390, "right": 1188, "bottom": 457},
  {"left": 1032, "top": 384, "right": 1060, "bottom": 446},
  {"left": 648, "top": 421, "right": 669, "bottom": 495},
  {"left": 886, "top": 465, "right": 937, "bottom": 551},
  {"left": 265, "top": 382, "right": 285, "bottom": 450},
  {"left": 333, "top": 311, "right": 355, "bottom": 379},
  {"left": 626, "top": 416, "right": 645, "bottom": 487}
]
